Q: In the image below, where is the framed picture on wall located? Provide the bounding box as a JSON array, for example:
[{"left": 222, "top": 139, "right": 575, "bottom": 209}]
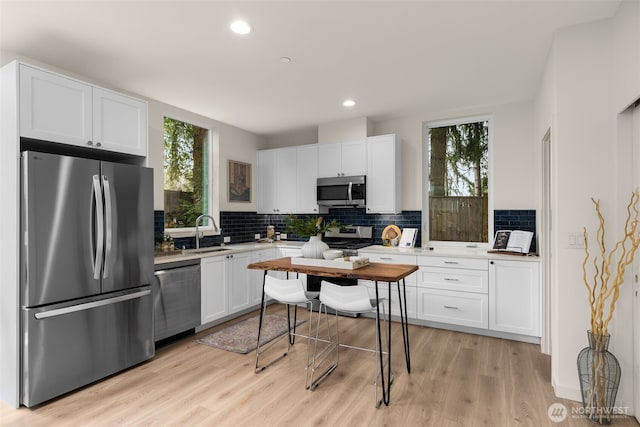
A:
[{"left": 228, "top": 160, "right": 251, "bottom": 202}]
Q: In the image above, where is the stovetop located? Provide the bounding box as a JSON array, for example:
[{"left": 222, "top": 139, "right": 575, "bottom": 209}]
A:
[{"left": 324, "top": 226, "right": 373, "bottom": 251}]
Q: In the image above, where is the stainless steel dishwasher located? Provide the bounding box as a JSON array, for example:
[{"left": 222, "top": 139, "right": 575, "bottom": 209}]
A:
[{"left": 153, "top": 259, "right": 201, "bottom": 342}]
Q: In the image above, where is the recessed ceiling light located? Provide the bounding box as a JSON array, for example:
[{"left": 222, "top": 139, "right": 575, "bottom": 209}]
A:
[
  {"left": 280, "top": 56, "right": 292, "bottom": 63},
  {"left": 230, "top": 20, "right": 251, "bottom": 35},
  {"left": 343, "top": 99, "right": 356, "bottom": 107}
]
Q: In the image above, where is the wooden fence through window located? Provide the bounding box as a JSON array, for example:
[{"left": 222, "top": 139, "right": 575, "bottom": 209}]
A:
[{"left": 429, "top": 196, "right": 488, "bottom": 242}]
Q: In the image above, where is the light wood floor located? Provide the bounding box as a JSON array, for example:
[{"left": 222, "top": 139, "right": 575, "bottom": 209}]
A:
[{"left": 1, "top": 308, "right": 638, "bottom": 427}]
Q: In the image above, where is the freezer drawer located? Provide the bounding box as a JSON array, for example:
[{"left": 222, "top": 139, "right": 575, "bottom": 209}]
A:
[{"left": 21, "top": 287, "right": 154, "bottom": 407}]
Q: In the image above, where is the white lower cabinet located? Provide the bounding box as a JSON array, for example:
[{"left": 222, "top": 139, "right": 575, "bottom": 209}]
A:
[
  {"left": 488, "top": 259, "right": 540, "bottom": 337},
  {"left": 201, "top": 251, "right": 251, "bottom": 325},
  {"left": 416, "top": 288, "right": 488, "bottom": 329},
  {"left": 249, "top": 248, "right": 277, "bottom": 305},
  {"left": 416, "top": 255, "right": 489, "bottom": 329},
  {"left": 227, "top": 252, "right": 251, "bottom": 314},
  {"left": 201, "top": 256, "right": 227, "bottom": 324},
  {"left": 359, "top": 280, "right": 417, "bottom": 319},
  {"left": 358, "top": 251, "right": 417, "bottom": 319}
]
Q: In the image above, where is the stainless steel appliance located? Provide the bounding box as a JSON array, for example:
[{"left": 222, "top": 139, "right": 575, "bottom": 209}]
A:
[
  {"left": 316, "top": 175, "right": 366, "bottom": 207},
  {"left": 307, "top": 226, "right": 374, "bottom": 317},
  {"left": 323, "top": 226, "right": 374, "bottom": 256},
  {"left": 153, "top": 259, "right": 201, "bottom": 342},
  {"left": 20, "top": 151, "right": 154, "bottom": 407}
]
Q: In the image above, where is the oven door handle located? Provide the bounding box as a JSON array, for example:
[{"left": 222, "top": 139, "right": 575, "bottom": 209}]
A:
[{"left": 348, "top": 181, "right": 353, "bottom": 202}]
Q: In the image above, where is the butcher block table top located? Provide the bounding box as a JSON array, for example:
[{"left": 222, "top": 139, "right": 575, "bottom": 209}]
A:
[{"left": 247, "top": 257, "right": 418, "bottom": 282}]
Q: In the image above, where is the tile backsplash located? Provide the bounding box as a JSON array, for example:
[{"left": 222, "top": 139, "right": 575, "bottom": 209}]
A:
[
  {"left": 155, "top": 208, "right": 536, "bottom": 252},
  {"left": 493, "top": 209, "right": 537, "bottom": 252}
]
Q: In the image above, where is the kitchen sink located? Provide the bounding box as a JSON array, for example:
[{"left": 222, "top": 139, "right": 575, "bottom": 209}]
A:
[{"left": 182, "top": 247, "right": 230, "bottom": 255}]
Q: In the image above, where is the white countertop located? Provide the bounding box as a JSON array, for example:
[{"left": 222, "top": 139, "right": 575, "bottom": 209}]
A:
[
  {"left": 155, "top": 240, "right": 540, "bottom": 265},
  {"left": 154, "top": 241, "right": 305, "bottom": 265},
  {"left": 358, "top": 245, "right": 541, "bottom": 262}
]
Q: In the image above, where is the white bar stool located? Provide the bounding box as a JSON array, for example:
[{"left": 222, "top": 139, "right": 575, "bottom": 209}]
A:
[
  {"left": 254, "top": 275, "right": 319, "bottom": 388},
  {"left": 309, "top": 280, "right": 390, "bottom": 407}
]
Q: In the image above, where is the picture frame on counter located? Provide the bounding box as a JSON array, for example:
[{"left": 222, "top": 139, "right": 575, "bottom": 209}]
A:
[{"left": 228, "top": 160, "right": 252, "bottom": 202}]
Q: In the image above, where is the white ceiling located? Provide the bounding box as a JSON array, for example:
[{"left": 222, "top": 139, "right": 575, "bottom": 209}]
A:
[{"left": 0, "top": 0, "right": 621, "bottom": 137}]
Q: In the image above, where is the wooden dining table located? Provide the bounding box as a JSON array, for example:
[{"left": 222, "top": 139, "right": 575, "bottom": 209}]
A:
[{"left": 247, "top": 257, "right": 418, "bottom": 406}]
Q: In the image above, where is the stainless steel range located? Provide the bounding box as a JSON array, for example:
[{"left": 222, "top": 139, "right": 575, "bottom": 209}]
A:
[
  {"left": 306, "top": 226, "right": 374, "bottom": 308},
  {"left": 323, "top": 226, "right": 374, "bottom": 257}
]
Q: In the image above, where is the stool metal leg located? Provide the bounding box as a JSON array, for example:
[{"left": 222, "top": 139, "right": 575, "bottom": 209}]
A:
[{"left": 309, "top": 303, "right": 338, "bottom": 390}]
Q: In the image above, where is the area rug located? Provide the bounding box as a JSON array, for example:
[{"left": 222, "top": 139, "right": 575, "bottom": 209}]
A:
[{"left": 195, "top": 313, "right": 305, "bottom": 354}]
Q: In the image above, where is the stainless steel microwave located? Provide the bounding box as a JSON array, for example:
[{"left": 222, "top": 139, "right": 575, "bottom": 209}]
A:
[{"left": 316, "top": 175, "right": 366, "bottom": 207}]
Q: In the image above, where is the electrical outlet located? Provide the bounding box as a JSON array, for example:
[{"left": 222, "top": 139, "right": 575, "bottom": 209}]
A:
[
  {"left": 280, "top": 233, "right": 287, "bottom": 240},
  {"left": 254, "top": 233, "right": 261, "bottom": 240},
  {"left": 224, "top": 236, "right": 231, "bottom": 243}
]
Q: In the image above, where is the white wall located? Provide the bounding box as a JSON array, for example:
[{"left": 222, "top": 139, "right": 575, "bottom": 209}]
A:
[
  {"left": 147, "top": 101, "right": 266, "bottom": 213},
  {"left": 317, "top": 116, "right": 370, "bottom": 143},
  {"left": 371, "top": 101, "right": 536, "bottom": 212},
  {"left": 264, "top": 126, "right": 317, "bottom": 148},
  {"left": 534, "top": 3, "right": 640, "bottom": 408}
]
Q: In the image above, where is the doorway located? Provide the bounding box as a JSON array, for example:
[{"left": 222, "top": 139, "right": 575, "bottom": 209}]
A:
[
  {"left": 633, "top": 105, "right": 640, "bottom": 423},
  {"left": 541, "top": 128, "right": 552, "bottom": 355}
]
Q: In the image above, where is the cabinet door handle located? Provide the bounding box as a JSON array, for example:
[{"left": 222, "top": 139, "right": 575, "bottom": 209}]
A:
[
  {"left": 444, "top": 261, "right": 459, "bottom": 265},
  {"left": 443, "top": 305, "right": 459, "bottom": 310},
  {"left": 87, "top": 140, "right": 93, "bottom": 146},
  {"left": 444, "top": 278, "right": 459, "bottom": 282},
  {"left": 380, "top": 257, "right": 393, "bottom": 261},
  {"left": 96, "top": 142, "right": 102, "bottom": 147}
]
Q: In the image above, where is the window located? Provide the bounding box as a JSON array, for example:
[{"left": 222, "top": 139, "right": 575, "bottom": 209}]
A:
[
  {"left": 163, "top": 117, "right": 212, "bottom": 230},
  {"left": 424, "top": 116, "right": 492, "bottom": 244}
]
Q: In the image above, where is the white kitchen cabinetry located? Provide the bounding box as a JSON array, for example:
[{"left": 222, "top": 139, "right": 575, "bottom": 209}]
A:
[
  {"left": 201, "top": 256, "right": 227, "bottom": 324},
  {"left": 488, "top": 259, "right": 540, "bottom": 337},
  {"left": 296, "top": 144, "right": 319, "bottom": 213},
  {"left": 416, "top": 256, "right": 489, "bottom": 329},
  {"left": 358, "top": 251, "right": 417, "bottom": 319},
  {"left": 201, "top": 252, "right": 251, "bottom": 324},
  {"left": 227, "top": 252, "right": 251, "bottom": 314},
  {"left": 19, "top": 64, "right": 147, "bottom": 157},
  {"left": 249, "top": 248, "right": 277, "bottom": 305},
  {"left": 91, "top": 87, "right": 147, "bottom": 156},
  {"left": 257, "top": 146, "right": 317, "bottom": 214},
  {"left": 366, "top": 134, "right": 401, "bottom": 214},
  {"left": 317, "top": 140, "right": 367, "bottom": 178}
]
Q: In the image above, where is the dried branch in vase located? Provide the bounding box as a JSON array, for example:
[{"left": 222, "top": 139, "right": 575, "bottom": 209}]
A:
[{"left": 582, "top": 191, "right": 640, "bottom": 339}]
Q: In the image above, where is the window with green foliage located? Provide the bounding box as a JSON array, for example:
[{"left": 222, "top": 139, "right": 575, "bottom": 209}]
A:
[
  {"left": 163, "top": 117, "right": 210, "bottom": 229},
  {"left": 425, "top": 116, "right": 491, "bottom": 243}
]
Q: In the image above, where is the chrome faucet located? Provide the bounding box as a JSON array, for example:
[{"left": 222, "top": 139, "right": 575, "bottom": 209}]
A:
[{"left": 195, "top": 214, "right": 219, "bottom": 249}]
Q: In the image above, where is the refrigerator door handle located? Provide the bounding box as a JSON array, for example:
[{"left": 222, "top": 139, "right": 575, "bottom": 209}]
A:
[
  {"left": 102, "top": 175, "right": 112, "bottom": 279},
  {"left": 92, "top": 175, "right": 104, "bottom": 280},
  {"left": 34, "top": 289, "right": 151, "bottom": 319}
]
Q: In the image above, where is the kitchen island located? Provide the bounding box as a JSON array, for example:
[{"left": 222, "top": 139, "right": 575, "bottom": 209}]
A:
[{"left": 247, "top": 257, "right": 418, "bottom": 406}]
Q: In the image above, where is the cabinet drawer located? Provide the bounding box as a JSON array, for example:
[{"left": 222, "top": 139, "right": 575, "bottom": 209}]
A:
[
  {"left": 359, "top": 252, "right": 417, "bottom": 285},
  {"left": 417, "top": 266, "right": 488, "bottom": 293},
  {"left": 417, "top": 256, "right": 488, "bottom": 271},
  {"left": 416, "top": 288, "right": 488, "bottom": 329}
]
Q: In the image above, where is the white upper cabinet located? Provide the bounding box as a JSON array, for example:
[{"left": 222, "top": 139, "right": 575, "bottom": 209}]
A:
[
  {"left": 92, "top": 87, "right": 147, "bottom": 156},
  {"left": 366, "top": 134, "right": 401, "bottom": 214},
  {"left": 257, "top": 146, "right": 303, "bottom": 214},
  {"left": 296, "top": 144, "right": 319, "bottom": 213},
  {"left": 19, "top": 64, "right": 147, "bottom": 157},
  {"left": 317, "top": 140, "right": 366, "bottom": 178},
  {"left": 20, "top": 64, "right": 92, "bottom": 147},
  {"left": 256, "top": 149, "right": 278, "bottom": 214},
  {"left": 276, "top": 147, "right": 298, "bottom": 214}
]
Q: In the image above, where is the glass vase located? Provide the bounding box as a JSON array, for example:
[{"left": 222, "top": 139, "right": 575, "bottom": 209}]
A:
[{"left": 577, "top": 331, "right": 621, "bottom": 425}]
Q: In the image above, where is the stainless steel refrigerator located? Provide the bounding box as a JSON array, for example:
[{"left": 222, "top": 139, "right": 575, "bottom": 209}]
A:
[{"left": 20, "top": 151, "right": 155, "bottom": 407}]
